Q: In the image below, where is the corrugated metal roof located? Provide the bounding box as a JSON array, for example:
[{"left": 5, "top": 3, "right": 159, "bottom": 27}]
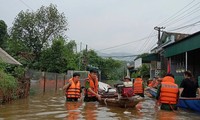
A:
[
  {"left": 0, "top": 47, "right": 22, "bottom": 65},
  {"left": 164, "top": 31, "right": 200, "bottom": 57}
]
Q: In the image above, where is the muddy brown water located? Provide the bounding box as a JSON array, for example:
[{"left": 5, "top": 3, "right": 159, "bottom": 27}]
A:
[{"left": 0, "top": 80, "right": 200, "bottom": 120}]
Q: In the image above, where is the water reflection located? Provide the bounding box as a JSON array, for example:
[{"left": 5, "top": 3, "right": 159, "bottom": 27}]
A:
[
  {"left": 83, "top": 102, "right": 98, "bottom": 120},
  {"left": 0, "top": 89, "right": 200, "bottom": 119},
  {"left": 64, "top": 102, "right": 82, "bottom": 120}
]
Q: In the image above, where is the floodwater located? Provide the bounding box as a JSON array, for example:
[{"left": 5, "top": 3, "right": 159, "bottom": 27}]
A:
[{"left": 0, "top": 81, "right": 200, "bottom": 120}]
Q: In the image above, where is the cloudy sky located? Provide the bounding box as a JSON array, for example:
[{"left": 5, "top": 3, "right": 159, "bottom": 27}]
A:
[{"left": 0, "top": 0, "right": 200, "bottom": 56}]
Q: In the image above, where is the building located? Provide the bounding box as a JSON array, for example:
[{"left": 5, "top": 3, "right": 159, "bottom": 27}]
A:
[
  {"left": 0, "top": 47, "right": 21, "bottom": 65},
  {"left": 135, "top": 31, "right": 189, "bottom": 78},
  {"left": 164, "top": 31, "right": 200, "bottom": 86}
]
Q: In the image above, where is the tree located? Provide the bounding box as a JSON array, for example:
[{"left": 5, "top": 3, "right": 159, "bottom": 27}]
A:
[
  {"left": 0, "top": 20, "right": 8, "bottom": 49},
  {"left": 39, "top": 37, "right": 78, "bottom": 73},
  {"left": 132, "top": 64, "right": 150, "bottom": 79},
  {"left": 83, "top": 50, "right": 123, "bottom": 80},
  {"left": 140, "top": 64, "right": 150, "bottom": 78},
  {"left": 9, "top": 4, "right": 68, "bottom": 69}
]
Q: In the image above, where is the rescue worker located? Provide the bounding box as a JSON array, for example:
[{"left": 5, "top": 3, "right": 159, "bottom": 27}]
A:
[
  {"left": 84, "top": 69, "right": 101, "bottom": 102},
  {"left": 63, "top": 72, "right": 81, "bottom": 102},
  {"left": 133, "top": 76, "right": 145, "bottom": 97},
  {"left": 156, "top": 73, "right": 179, "bottom": 111}
]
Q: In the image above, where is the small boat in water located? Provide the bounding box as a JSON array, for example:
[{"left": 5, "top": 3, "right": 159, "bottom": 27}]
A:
[
  {"left": 145, "top": 87, "right": 200, "bottom": 112},
  {"left": 100, "top": 95, "right": 142, "bottom": 108},
  {"left": 98, "top": 81, "right": 143, "bottom": 108},
  {"left": 177, "top": 97, "right": 200, "bottom": 112}
]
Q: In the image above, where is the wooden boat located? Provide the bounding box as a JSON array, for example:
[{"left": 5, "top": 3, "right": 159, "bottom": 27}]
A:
[
  {"left": 98, "top": 82, "right": 143, "bottom": 108},
  {"left": 99, "top": 95, "right": 142, "bottom": 108},
  {"left": 177, "top": 97, "right": 200, "bottom": 112}
]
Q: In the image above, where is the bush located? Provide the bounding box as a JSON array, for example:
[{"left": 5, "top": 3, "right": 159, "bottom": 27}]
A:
[{"left": 0, "top": 69, "right": 18, "bottom": 94}]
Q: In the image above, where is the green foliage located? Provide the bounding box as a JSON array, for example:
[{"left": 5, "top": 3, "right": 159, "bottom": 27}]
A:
[
  {"left": 135, "top": 53, "right": 149, "bottom": 60},
  {"left": 0, "top": 70, "right": 18, "bottom": 94},
  {"left": 132, "top": 64, "right": 150, "bottom": 78},
  {"left": 2, "top": 4, "right": 124, "bottom": 81},
  {"left": 9, "top": 4, "right": 68, "bottom": 69},
  {"left": 0, "top": 59, "right": 6, "bottom": 70},
  {"left": 83, "top": 50, "right": 124, "bottom": 80},
  {"left": 0, "top": 20, "right": 8, "bottom": 49},
  {"left": 158, "top": 70, "right": 167, "bottom": 77},
  {"left": 0, "top": 60, "right": 18, "bottom": 94},
  {"left": 131, "top": 71, "right": 140, "bottom": 78},
  {"left": 39, "top": 37, "right": 78, "bottom": 73},
  {"left": 140, "top": 64, "right": 150, "bottom": 78}
]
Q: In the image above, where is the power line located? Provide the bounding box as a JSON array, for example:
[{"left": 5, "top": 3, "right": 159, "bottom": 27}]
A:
[
  {"left": 143, "top": 36, "right": 157, "bottom": 53},
  {"left": 168, "top": 13, "right": 200, "bottom": 31},
  {"left": 137, "top": 30, "right": 155, "bottom": 53},
  {"left": 100, "top": 54, "right": 139, "bottom": 58},
  {"left": 19, "top": 0, "right": 33, "bottom": 11},
  {"left": 164, "top": 3, "right": 200, "bottom": 27},
  {"left": 168, "top": 20, "right": 200, "bottom": 31},
  {"left": 140, "top": 34, "right": 156, "bottom": 53},
  {"left": 158, "top": 0, "right": 196, "bottom": 26},
  {"left": 97, "top": 34, "right": 156, "bottom": 52}
]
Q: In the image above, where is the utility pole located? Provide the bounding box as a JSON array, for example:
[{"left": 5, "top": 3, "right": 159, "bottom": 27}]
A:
[
  {"left": 85, "top": 44, "right": 88, "bottom": 71},
  {"left": 154, "top": 26, "right": 165, "bottom": 45},
  {"left": 78, "top": 42, "right": 82, "bottom": 70}
]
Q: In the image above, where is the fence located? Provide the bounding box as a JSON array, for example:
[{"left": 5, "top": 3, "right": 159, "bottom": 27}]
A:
[{"left": 27, "top": 70, "right": 89, "bottom": 94}]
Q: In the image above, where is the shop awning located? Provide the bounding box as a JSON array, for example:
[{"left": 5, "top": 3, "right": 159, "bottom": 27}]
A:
[
  {"left": 164, "top": 31, "right": 200, "bottom": 57},
  {"left": 142, "top": 53, "right": 160, "bottom": 63}
]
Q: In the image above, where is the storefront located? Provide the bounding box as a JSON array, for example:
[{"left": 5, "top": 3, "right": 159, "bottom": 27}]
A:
[{"left": 164, "top": 31, "right": 200, "bottom": 86}]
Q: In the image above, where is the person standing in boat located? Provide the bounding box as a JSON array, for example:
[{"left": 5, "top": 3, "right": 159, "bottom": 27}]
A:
[
  {"left": 63, "top": 72, "right": 81, "bottom": 102},
  {"left": 133, "top": 76, "right": 145, "bottom": 97},
  {"left": 156, "top": 73, "right": 179, "bottom": 111},
  {"left": 84, "top": 69, "right": 101, "bottom": 102},
  {"left": 179, "top": 71, "right": 200, "bottom": 98},
  {"left": 124, "top": 76, "right": 131, "bottom": 82}
]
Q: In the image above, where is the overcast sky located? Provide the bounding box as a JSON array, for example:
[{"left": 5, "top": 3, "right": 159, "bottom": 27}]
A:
[{"left": 0, "top": 0, "right": 200, "bottom": 55}]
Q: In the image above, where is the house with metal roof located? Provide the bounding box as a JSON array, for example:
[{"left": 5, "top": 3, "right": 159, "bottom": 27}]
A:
[
  {"left": 0, "top": 47, "right": 21, "bottom": 65},
  {"left": 134, "top": 31, "right": 189, "bottom": 78},
  {"left": 164, "top": 31, "right": 200, "bottom": 86}
]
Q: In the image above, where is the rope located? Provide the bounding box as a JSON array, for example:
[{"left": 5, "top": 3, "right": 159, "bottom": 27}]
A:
[{"left": 104, "top": 98, "right": 108, "bottom": 106}]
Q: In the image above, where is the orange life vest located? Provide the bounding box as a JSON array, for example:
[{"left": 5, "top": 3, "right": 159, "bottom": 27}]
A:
[
  {"left": 152, "top": 81, "right": 159, "bottom": 88},
  {"left": 134, "top": 78, "right": 143, "bottom": 94},
  {"left": 66, "top": 78, "right": 81, "bottom": 98},
  {"left": 160, "top": 79, "right": 178, "bottom": 104},
  {"left": 148, "top": 81, "right": 153, "bottom": 87},
  {"left": 84, "top": 74, "right": 98, "bottom": 97},
  {"left": 162, "top": 76, "right": 175, "bottom": 83}
]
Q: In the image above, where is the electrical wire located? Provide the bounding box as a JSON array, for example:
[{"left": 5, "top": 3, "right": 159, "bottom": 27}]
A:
[
  {"left": 164, "top": 4, "right": 200, "bottom": 27},
  {"left": 97, "top": 34, "right": 156, "bottom": 52},
  {"left": 19, "top": 0, "right": 33, "bottom": 11},
  {"left": 168, "top": 20, "right": 200, "bottom": 31},
  {"left": 167, "top": 14, "right": 200, "bottom": 31},
  {"left": 158, "top": 0, "right": 198, "bottom": 26}
]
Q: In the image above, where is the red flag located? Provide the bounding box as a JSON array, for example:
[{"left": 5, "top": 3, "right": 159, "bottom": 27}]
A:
[{"left": 167, "top": 59, "right": 171, "bottom": 73}]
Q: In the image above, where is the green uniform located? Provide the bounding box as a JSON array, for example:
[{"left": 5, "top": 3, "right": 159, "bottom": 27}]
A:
[{"left": 84, "top": 81, "right": 98, "bottom": 102}]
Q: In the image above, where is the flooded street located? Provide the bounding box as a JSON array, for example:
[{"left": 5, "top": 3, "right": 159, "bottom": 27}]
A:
[{"left": 0, "top": 80, "right": 200, "bottom": 120}]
